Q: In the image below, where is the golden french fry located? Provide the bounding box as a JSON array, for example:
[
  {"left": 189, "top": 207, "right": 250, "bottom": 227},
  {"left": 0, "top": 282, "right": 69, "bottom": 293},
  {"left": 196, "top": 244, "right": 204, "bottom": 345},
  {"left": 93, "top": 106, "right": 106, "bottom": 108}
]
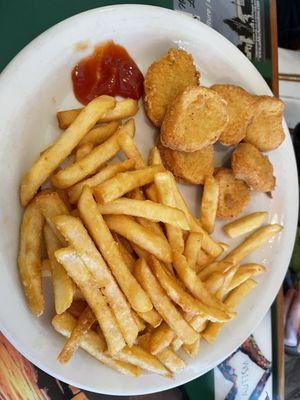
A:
[
  {"left": 53, "top": 215, "right": 139, "bottom": 347},
  {"left": 58, "top": 306, "right": 96, "bottom": 363},
  {"left": 154, "top": 172, "right": 185, "bottom": 253},
  {"left": 149, "top": 146, "right": 163, "bottom": 166},
  {"left": 56, "top": 188, "right": 72, "bottom": 212},
  {"left": 20, "top": 96, "right": 115, "bottom": 206},
  {"left": 183, "top": 337, "right": 200, "bottom": 358},
  {"left": 94, "top": 164, "right": 163, "bottom": 203},
  {"left": 75, "top": 142, "right": 93, "bottom": 161},
  {"left": 149, "top": 256, "right": 231, "bottom": 322},
  {"left": 149, "top": 322, "right": 175, "bottom": 355},
  {"left": 44, "top": 224, "right": 75, "bottom": 314},
  {"left": 131, "top": 311, "right": 146, "bottom": 332},
  {"left": 52, "top": 313, "right": 140, "bottom": 376},
  {"left": 78, "top": 121, "right": 120, "bottom": 147},
  {"left": 57, "top": 99, "right": 138, "bottom": 129},
  {"left": 202, "top": 279, "right": 257, "bottom": 343},
  {"left": 156, "top": 348, "right": 185, "bottom": 374},
  {"left": 219, "top": 242, "right": 230, "bottom": 251},
  {"left": 68, "top": 159, "right": 135, "bottom": 204},
  {"left": 114, "top": 235, "right": 136, "bottom": 273},
  {"left": 118, "top": 129, "right": 146, "bottom": 169},
  {"left": 223, "top": 224, "right": 283, "bottom": 265},
  {"left": 198, "top": 260, "right": 235, "bottom": 281},
  {"left": 216, "top": 265, "right": 239, "bottom": 300},
  {"left": 135, "top": 258, "right": 199, "bottom": 345},
  {"left": 97, "top": 198, "right": 189, "bottom": 230},
  {"left": 227, "top": 263, "right": 266, "bottom": 292},
  {"left": 41, "top": 259, "right": 51, "bottom": 278},
  {"left": 196, "top": 248, "right": 216, "bottom": 269},
  {"left": 171, "top": 337, "right": 183, "bottom": 351},
  {"left": 105, "top": 215, "right": 172, "bottom": 263},
  {"left": 78, "top": 186, "right": 152, "bottom": 313},
  {"left": 52, "top": 119, "right": 134, "bottom": 189},
  {"left": 55, "top": 247, "right": 125, "bottom": 355},
  {"left": 223, "top": 212, "right": 268, "bottom": 238},
  {"left": 184, "top": 232, "right": 203, "bottom": 270},
  {"left": 137, "top": 309, "right": 162, "bottom": 328},
  {"left": 18, "top": 199, "right": 44, "bottom": 316},
  {"left": 200, "top": 175, "right": 219, "bottom": 234},
  {"left": 205, "top": 272, "right": 226, "bottom": 293},
  {"left": 144, "top": 184, "right": 159, "bottom": 202}
]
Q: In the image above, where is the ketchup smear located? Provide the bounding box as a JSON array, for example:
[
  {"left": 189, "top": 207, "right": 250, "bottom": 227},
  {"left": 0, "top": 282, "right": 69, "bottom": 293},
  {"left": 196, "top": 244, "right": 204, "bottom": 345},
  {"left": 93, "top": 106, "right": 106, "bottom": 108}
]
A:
[{"left": 72, "top": 41, "right": 144, "bottom": 105}]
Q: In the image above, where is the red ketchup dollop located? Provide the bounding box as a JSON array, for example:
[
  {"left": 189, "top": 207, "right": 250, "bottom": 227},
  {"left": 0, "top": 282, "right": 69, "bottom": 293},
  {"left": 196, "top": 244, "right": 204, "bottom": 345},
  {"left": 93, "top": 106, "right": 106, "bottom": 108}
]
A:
[{"left": 72, "top": 40, "right": 144, "bottom": 105}]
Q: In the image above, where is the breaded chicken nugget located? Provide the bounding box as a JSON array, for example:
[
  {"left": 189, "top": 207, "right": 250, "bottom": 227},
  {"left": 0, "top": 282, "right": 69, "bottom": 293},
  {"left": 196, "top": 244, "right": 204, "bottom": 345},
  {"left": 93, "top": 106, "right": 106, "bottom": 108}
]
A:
[
  {"left": 211, "top": 84, "right": 256, "bottom": 146},
  {"left": 160, "top": 86, "right": 228, "bottom": 152},
  {"left": 157, "top": 139, "right": 214, "bottom": 184},
  {"left": 231, "top": 143, "right": 275, "bottom": 192},
  {"left": 245, "top": 95, "right": 285, "bottom": 151},
  {"left": 214, "top": 168, "right": 250, "bottom": 219},
  {"left": 144, "top": 48, "right": 200, "bottom": 127}
]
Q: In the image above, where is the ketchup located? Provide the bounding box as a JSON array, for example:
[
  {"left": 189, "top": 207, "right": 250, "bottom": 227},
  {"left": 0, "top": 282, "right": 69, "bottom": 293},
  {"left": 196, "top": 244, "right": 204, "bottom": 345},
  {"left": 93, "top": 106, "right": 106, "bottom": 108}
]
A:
[{"left": 72, "top": 41, "right": 144, "bottom": 105}]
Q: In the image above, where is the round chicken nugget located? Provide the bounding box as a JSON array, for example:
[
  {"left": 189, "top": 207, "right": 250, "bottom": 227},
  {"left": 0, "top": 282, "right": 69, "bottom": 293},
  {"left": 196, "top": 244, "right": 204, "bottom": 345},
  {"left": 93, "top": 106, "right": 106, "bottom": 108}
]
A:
[
  {"left": 231, "top": 143, "right": 275, "bottom": 192},
  {"left": 157, "top": 140, "right": 214, "bottom": 184},
  {"left": 144, "top": 48, "right": 200, "bottom": 127},
  {"left": 160, "top": 86, "right": 228, "bottom": 152},
  {"left": 214, "top": 168, "right": 250, "bottom": 219},
  {"left": 211, "top": 84, "right": 256, "bottom": 146},
  {"left": 245, "top": 95, "right": 285, "bottom": 151}
]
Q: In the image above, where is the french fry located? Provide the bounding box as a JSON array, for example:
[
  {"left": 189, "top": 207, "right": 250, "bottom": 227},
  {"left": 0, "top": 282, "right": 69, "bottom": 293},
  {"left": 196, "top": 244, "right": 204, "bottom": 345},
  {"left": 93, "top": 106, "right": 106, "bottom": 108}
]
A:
[
  {"left": 223, "top": 224, "right": 283, "bottom": 265},
  {"left": 172, "top": 252, "right": 234, "bottom": 318},
  {"left": 149, "top": 146, "right": 163, "bottom": 166},
  {"left": 149, "top": 322, "right": 175, "bottom": 355},
  {"left": 131, "top": 311, "right": 146, "bottom": 332},
  {"left": 78, "top": 121, "right": 120, "bottom": 147},
  {"left": 55, "top": 247, "right": 125, "bottom": 355},
  {"left": 97, "top": 198, "right": 189, "bottom": 230},
  {"left": 44, "top": 224, "right": 75, "bottom": 314},
  {"left": 144, "top": 184, "right": 159, "bottom": 202},
  {"left": 118, "top": 129, "right": 146, "bottom": 169},
  {"left": 137, "top": 309, "right": 162, "bottom": 328},
  {"left": 202, "top": 279, "right": 257, "bottom": 343},
  {"left": 58, "top": 306, "right": 96, "bottom": 363},
  {"left": 196, "top": 248, "right": 216, "bottom": 269},
  {"left": 94, "top": 164, "right": 163, "bottom": 203},
  {"left": 154, "top": 172, "right": 185, "bottom": 253},
  {"left": 135, "top": 258, "right": 199, "bottom": 345},
  {"left": 68, "top": 159, "right": 135, "bottom": 204},
  {"left": 114, "top": 235, "right": 136, "bottom": 273},
  {"left": 73, "top": 289, "right": 84, "bottom": 300},
  {"left": 227, "top": 263, "right": 266, "bottom": 292},
  {"left": 215, "top": 265, "right": 239, "bottom": 300},
  {"left": 200, "top": 176, "right": 219, "bottom": 234},
  {"left": 75, "top": 142, "right": 93, "bottom": 161},
  {"left": 156, "top": 348, "right": 185, "bottom": 374},
  {"left": 183, "top": 337, "right": 200, "bottom": 358},
  {"left": 56, "top": 188, "right": 72, "bottom": 212},
  {"left": 52, "top": 313, "right": 140, "bottom": 376},
  {"left": 105, "top": 215, "right": 172, "bottom": 263},
  {"left": 184, "top": 232, "right": 203, "bottom": 270},
  {"left": 149, "top": 256, "right": 231, "bottom": 322},
  {"left": 78, "top": 186, "right": 152, "bottom": 313},
  {"left": 52, "top": 119, "right": 134, "bottom": 189},
  {"left": 18, "top": 199, "right": 44, "bottom": 316},
  {"left": 53, "top": 215, "right": 139, "bottom": 347},
  {"left": 198, "top": 260, "right": 235, "bottom": 281},
  {"left": 57, "top": 98, "right": 138, "bottom": 129},
  {"left": 20, "top": 95, "right": 115, "bottom": 206},
  {"left": 223, "top": 212, "right": 268, "bottom": 238},
  {"left": 171, "top": 337, "right": 183, "bottom": 352},
  {"left": 41, "top": 259, "right": 51, "bottom": 278}
]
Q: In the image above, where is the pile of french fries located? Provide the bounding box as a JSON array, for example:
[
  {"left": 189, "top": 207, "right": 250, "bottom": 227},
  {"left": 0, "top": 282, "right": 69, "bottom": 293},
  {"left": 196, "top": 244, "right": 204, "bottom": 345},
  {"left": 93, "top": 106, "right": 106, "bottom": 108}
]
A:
[{"left": 18, "top": 95, "right": 283, "bottom": 377}]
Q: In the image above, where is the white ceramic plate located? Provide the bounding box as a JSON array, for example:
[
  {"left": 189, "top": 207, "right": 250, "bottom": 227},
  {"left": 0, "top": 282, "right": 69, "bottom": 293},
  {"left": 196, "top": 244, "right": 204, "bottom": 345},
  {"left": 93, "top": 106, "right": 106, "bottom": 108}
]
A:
[{"left": 0, "top": 5, "right": 297, "bottom": 396}]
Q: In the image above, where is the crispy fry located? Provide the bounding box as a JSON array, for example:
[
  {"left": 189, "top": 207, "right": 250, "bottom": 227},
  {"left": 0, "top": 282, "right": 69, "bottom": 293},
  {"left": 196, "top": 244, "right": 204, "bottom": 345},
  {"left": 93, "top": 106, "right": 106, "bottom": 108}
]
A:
[
  {"left": 223, "top": 224, "right": 283, "bottom": 265},
  {"left": 198, "top": 260, "right": 234, "bottom": 281},
  {"left": 68, "top": 159, "right": 135, "bottom": 204},
  {"left": 58, "top": 306, "right": 96, "bottom": 363},
  {"left": 135, "top": 258, "right": 199, "bottom": 345},
  {"left": 75, "top": 142, "right": 93, "bottom": 161},
  {"left": 184, "top": 232, "right": 203, "bottom": 270},
  {"left": 18, "top": 199, "right": 44, "bottom": 316},
  {"left": 52, "top": 119, "right": 134, "bottom": 189},
  {"left": 41, "top": 259, "right": 51, "bottom": 278},
  {"left": 202, "top": 279, "right": 257, "bottom": 343},
  {"left": 55, "top": 247, "right": 125, "bottom": 354},
  {"left": 149, "top": 322, "right": 175, "bottom": 355},
  {"left": 156, "top": 348, "right": 185, "bottom": 373},
  {"left": 118, "top": 129, "right": 146, "bottom": 169},
  {"left": 196, "top": 248, "right": 215, "bottom": 270},
  {"left": 56, "top": 188, "right": 72, "bottom": 212},
  {"left": 223, "top": 212, "right": 268, "bottom": 238},
  {"left": 44, "top": 224, "right": 75, "bottom": 314},
  {"left": 171, "top": 337, "right": 183, "bottom": 351},
  {"left": 149, "top": 146, "right": 163, "bottom": 166},
  {"left": 114, "top": 235, "right": 136, "bottom": 273},
  {"left": 137, "top": 309, "right": 162, "bottom": 328},
  {"left": 183, "top": 337, "right": 200, "bottom": 358},
  {"left": 20, "top": 96, "right": 115, "bottom": 206},
  {"left": 94, "top": 165, "right": 163, "bottom": 203},
  {"left": 227, "top": 263, "right": 266, "bottom": 292},
  {"left": 78, "top": 121, "right": 120, "bottom": 147},
  {"left": 105, "top": 215, "right": 172, "bottom": 263},
  {"left": 144, "top": 184, "right": 159, "bottom": 202},
  {"left": 53, "top": 215, "right": 139, "bottom": 347},
  {"left": 52, "top": 312, "right": 140, "bottom": 376},
  {"left": 131, "top": 311, "right": 146, "bottom": 332},
  {"left": 154, "top": 172, "right": 185, "bottom": 253},
  {"left": 57, "top": 99, "right": 138, "bottom": 129},
  {"left": 78, "top": 186, "right": 152, "bottom": 313},
  {"left": 97, "top": 198, "right": 189, "bottom": 230},
  {"left": 200, "top": 175, "right": 219, "bottom": 233}
]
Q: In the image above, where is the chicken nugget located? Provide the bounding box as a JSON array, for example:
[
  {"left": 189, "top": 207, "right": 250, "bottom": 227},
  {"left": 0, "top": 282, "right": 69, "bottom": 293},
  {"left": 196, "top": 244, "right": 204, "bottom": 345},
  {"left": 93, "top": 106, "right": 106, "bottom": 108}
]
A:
[
  {"left": 157, "top": 139, "right": 214, "bottom": 184},
  {"left": 211, "top": 84, "right": 256, "bottom": 146},
  {"left": 231, "top": 143, "right": 275, "bottom": 192},
  {"left": 214, "top": 168, "right": 250, "bottom": 219},
  {"left": 245, "top": 95, "right": 285, "bottom": 151},
  {"left": 144, "top": 48, "right": 200, "bottom": 127},
  {"left": 160, "top": 86, "right": 228, "bottom": 152}
]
